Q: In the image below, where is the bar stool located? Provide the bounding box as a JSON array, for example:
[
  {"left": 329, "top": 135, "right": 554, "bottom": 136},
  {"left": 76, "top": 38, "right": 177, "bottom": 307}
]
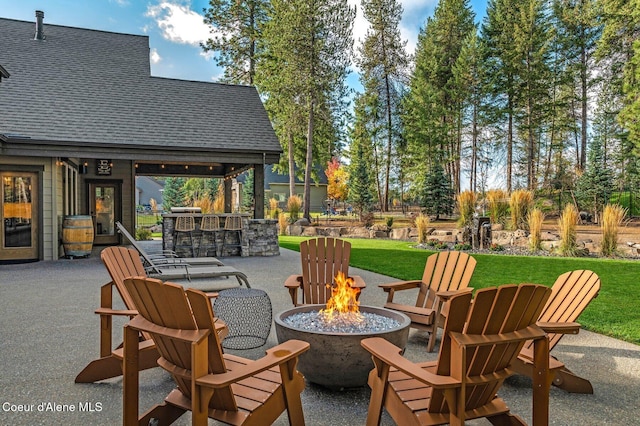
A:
[
  {"left": 173, "top": 214, "right": 196, "bottom": 257},
  {"left": 223, "top": 215, "right": 243, "bottom": 256},
  {"left": 199, "top": 214, "right": 221, "bottom": 257}
]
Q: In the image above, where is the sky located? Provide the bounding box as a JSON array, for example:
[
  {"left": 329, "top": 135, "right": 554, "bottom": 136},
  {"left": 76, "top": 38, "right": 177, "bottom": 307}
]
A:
[{"left": 0, "top": 0, "right": 488, "bottom": 85}]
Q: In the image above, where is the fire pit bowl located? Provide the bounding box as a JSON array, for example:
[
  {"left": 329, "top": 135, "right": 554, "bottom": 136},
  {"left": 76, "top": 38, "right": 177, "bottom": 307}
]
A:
[{"left": 274, "top": 304, "right": 411, "bottom": 389}]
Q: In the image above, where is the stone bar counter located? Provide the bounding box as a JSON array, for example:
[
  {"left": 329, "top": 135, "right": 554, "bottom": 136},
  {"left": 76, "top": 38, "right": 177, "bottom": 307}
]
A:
[{"left": 162, "top": 213, "right": 279, "bottom": 257}]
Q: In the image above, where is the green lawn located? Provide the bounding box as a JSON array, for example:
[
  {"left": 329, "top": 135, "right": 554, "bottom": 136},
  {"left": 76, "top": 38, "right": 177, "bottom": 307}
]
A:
[{"left": 279, "top": 236, "right": 640, "bottom": 345}]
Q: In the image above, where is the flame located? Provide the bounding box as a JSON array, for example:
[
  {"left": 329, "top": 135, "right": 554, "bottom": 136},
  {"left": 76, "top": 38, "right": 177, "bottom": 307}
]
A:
[{"left": 320, "top": 271, "right": 363, "bottom": 322}]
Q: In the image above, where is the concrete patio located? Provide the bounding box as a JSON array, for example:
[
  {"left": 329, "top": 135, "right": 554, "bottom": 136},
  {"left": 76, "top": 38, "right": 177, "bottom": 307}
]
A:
[{"left": 0, "top": 245, "right": 639, "bottom": 425}]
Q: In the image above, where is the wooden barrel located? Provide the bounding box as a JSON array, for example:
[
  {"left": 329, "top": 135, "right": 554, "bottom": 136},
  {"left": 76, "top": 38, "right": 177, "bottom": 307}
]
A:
[{"left": 62, "top": 215, "right": 94, "bottom": 258}]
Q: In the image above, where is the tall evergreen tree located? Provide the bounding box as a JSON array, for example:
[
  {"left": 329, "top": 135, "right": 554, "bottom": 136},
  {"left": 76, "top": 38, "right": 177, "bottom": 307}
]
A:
[
  {"left": 242, "top": 169, "right": 255, "bottom": 212},
  {"left": 403, "top": 0, "right": 475, "bottom": 195},
  {"left": 575, "top": 136, "right": 614, "bottom": 221},
  {"left": 259, "top": 0, "right": 355, "bottom": 220},
  {"left": 162, "top": 177, "right": 185, "bottom": 210},
  {"left": 422, "top": 161, "right": 454, "bottom": 220},
  {"left": 202, "top": 0, "right": 270, "bottom": 84},
  {"left": 356, "top": 0, "right": 408, "bottom": 212}
]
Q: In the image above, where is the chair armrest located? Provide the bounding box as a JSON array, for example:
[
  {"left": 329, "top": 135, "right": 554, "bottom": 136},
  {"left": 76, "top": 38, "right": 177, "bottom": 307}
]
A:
[
  {"left": 361, "top": 337, "right": 460, "bottom": 389},
  {"left": 95, "top": 307, "right": 138, "bottom": 316},
  {"left": 349, "top": 275, "right": 366, "bottom": 289},
  {"left": 284, "top": 275, "right": 303, "bottom": 289},
  {"left": 450, "top": 324, "right": 546, "bottom": 348},
  {"left": 435, "top": 287, "right": 473, "bottom": 300},
  {"left": 285, "top": 275, "right": 303, "bottom": 305},
  {"left": 196, "top": 339, "right": 311, "bottom": 388},
  {"left": 536, "top": 321, "right": 581, "bottom": 334},
  {"left": 378, "top": 280, "right": 422, "bottom": 292}
]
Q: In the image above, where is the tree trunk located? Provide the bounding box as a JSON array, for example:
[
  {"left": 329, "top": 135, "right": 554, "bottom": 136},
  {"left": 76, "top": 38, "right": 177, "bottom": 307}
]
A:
[
  {"left": 304, "top": 97, "right": 314, "bottom": 221},
  {"left": 288, "top": 131, "right": 296, "bottom": 197}
]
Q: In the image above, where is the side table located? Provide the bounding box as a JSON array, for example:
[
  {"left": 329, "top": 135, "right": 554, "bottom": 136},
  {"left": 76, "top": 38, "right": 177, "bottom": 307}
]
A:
[{"left": 213, "top": 288, "right": 272, "bottom": 349}]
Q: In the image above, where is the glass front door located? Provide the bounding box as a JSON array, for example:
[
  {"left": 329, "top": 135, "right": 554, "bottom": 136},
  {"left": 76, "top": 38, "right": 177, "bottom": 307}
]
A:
[
  {"left": 1, "top": 172, "right": 38, "bottom": 261},
  {"left": 89, "top": 182, "right": 120, "bottom": 245}
]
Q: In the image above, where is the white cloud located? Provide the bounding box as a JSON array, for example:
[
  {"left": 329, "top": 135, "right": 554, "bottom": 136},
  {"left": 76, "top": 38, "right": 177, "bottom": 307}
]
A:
[
  {"left": 146, "top": 1, "right": 213, "bottom": 46},
  {"left": 150, "top": 48, "right": 162, "bottom": 64},
  {"left": 110, "top": 0, "right": 130, "bottom": 6}
]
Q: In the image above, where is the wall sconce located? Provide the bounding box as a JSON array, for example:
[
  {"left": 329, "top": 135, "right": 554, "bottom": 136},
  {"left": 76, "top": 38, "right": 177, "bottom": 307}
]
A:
[{"left": 79, "top": 161, "right": 88, "bottom": 174}]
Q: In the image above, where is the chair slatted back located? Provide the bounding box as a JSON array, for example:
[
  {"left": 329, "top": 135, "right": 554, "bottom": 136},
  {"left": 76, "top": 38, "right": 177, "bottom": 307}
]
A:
[
  {"left": 429, "top": 284, "right": 551, "bottom": 413},
  {"left": 124, "top": 277, "right": 237, "bottom": 411},
  {"left": 533, "top": 270, "right": 600, "bottom": 350},
  {"left": 300, "top": 237, "right": 351, "bottom": 304},
  {"left": 100, "top": 246, "right": 148, "bottom": 311},
  {"left": 416, "top": 251, "right": 477, "bottom": 309}
]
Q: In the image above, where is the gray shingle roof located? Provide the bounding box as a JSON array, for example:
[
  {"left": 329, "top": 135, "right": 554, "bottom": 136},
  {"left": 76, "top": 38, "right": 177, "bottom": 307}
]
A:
[{"left": 0, "top": 16, "right": 281, "bottom": 159}]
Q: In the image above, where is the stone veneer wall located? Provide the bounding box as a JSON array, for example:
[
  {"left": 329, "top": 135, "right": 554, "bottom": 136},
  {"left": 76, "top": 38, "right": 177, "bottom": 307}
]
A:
[{"left": 162, "top": 215, "right": 279, "bottom": 257}]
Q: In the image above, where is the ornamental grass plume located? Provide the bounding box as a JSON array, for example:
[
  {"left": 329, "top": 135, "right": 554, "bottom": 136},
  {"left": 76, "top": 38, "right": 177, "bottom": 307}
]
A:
[
  {"left": 269, "top": 197, "right": 280, "bottom": 219},
  {"left": 415, "top": 213, "right": 431, "bottom": 244},
  {"left": 558, "top": 203, "right": 579, "bottom": 256},
  {"left": 509, "top": 189, "right": 533, "bottom": 230},
  {"left": 457, "top": 191, "right": 477, "bottom": 228},
  {"left": 287, "top": 195, "right": 302, "bottom": 222},
  {"left": 527, "top": 207, "right": 545, "bottom": 252},
  {"left": 278, "top": 212, "right": 288, "bottom": 235},
  {"left": 194, "top": 197, "right": 214, "bottom": 214},
  {"left": 601, "top": 204, "right": 626, "bottom": 257},
  {"left": 486, "top": 189, "right": 509, "bottom": 225}
]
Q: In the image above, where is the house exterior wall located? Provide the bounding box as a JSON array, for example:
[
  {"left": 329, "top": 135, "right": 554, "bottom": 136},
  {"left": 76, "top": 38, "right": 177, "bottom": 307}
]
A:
[{"left": 266, "top": 183, "right": 328, "bottom": 212}]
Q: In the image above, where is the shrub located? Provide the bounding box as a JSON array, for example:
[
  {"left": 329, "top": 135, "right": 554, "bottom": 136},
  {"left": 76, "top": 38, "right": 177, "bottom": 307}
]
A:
[
  {"left": 361, "top": 212, "right": 375, "bottom": 227},
  {"left": 601, "top": 204, "right": 626, "bottom": 256},
  {"left": 213, "top": 191, "right": 224, "bottom": 213},
  {"left": 457, "top": 191, "right": 477, "bottom": 228},
  {"left": 415, "top": 214, "right": 431, "bottom": 244},
  {"left": 287, "top": 195, "right": 302, "bottom": 222},
  {"left": 489, "top": 243, "right": 504, "bottom": 252},
  {"left": 486, "top": 189, "right": 509, "bottom": 225},
  {"left": 194, "top": 197, "right": 214, "bottom": 214},
  {"left": 509, "top": 189, "right": 533, "bottom": 230},
  {"left": 135, "top": 227, "right": 152, "bottom": 241},
  {"left": 278, "top": 212, "right": 288, "bottom": 236},
  {"left": 527, "top": 207, "right": 545, "bottom": 252},
  {"left": 385, "top": 216, "right": 394, "bottom": 227},
  {"left": 558, "top": 203, "right": 579, "bottom": 256},
  {"left": 454, "top": 243, "right": 472, "bottom": 250}
]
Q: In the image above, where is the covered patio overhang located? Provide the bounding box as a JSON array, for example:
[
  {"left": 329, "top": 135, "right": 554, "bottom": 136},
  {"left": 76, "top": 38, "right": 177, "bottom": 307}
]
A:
[{"left": 1, "top": 135, "right": 281, "bottom": 219}]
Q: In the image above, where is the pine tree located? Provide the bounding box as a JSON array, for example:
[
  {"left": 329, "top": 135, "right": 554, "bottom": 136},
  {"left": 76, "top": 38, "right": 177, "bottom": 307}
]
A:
[
  {"left": 403, "top": 0, "right": 475, "bottom": 195},
  {"left": 348, "top": 141, "right": 375, "bottom": 220},
  {"left": 242, "top": 169, "right": 255, "bottom": 212},
  {"left": 357, "top": 0, "right": 408, "bottom": 212},
  {"left": 422, "top": 161, "right": 454, "bottom": 220},
  {"left": 202, "top": 0, "right": 270, "bottom": 84},
  {"left": 259, "top": 0, "right": 355, "bottom": 220},
  {"left": 162, "top": 177, "right": 185, "bottom": 210},
  {"left": 575, "top": 137, "right": 614, "bottom": 222}
]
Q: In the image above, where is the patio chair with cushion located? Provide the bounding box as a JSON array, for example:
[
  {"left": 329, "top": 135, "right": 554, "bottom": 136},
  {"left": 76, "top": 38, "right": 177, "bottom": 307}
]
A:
[
  {"left": 122, "top": 276, "right": 310, "bottom": 426},
  {"left": 361, "top": 283, "right": 555, "bottom": 426},
  {"left": 116, "top": 221, "right": 224, "bottom": 267},
  {"left": 379, "top": 251, "right": 476, "bottom": 352},
  {"left": 284, "top": 237, "right": 366, "bottom": 306},
  {"left": 512, "top": 269, "right": 601, "bottom": 394}
]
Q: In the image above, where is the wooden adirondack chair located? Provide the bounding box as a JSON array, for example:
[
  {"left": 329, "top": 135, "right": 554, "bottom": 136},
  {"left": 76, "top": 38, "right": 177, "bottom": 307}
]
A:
[
  {"left": 512, "top": 270, "right": 601, "bottom": 394},
  {"left": 362, "top": 284, "right": 554, "bottom": 426},
  {"left": 379, "top": 251, "right": 476, "bottom": 352},
  {"left": 75, "top": 246, "right": 225, "bottom": 384},
  {"left": 122, "top": 276, "right": 310, "bottom": 426},
  {"left": 284, "top": 237, "right": 366, "bottom": 306}
]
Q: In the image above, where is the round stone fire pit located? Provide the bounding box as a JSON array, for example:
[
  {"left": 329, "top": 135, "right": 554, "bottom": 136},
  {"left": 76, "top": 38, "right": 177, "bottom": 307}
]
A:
[{"left": 274, "top": 305, "right": 410, "bottom": 389}]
